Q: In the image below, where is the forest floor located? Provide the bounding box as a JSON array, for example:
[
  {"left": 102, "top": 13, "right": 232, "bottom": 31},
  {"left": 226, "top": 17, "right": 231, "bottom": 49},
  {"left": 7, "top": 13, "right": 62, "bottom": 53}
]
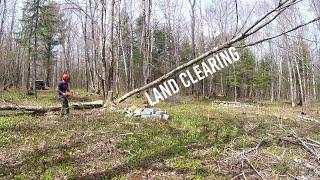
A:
[{"left": 0, "top": 90, "right": 320, "bottom": 179}]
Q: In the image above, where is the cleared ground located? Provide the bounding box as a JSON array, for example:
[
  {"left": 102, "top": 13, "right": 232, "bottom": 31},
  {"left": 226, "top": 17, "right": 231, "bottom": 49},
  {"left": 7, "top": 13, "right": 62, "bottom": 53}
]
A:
[{"left": 0, "top": 90, "right": 320, "bottom": 179}]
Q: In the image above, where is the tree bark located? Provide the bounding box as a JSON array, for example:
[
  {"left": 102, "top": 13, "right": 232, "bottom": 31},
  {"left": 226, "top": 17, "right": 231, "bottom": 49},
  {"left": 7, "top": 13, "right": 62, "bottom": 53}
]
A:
[
  {"left": 107, "top": 0, "right": 116, "bottom": 96},
  {"left": 188, "top": 0, "right": 196, "bottom": 95},
  {"left": 287, "top": 55, "right": 296, "bottom": 107},
  {"left": 0, "top": 100, "right": 104, "bottom": 113},
  {"left": 100, "top": 0, "right": 107, "bottom": 99}
]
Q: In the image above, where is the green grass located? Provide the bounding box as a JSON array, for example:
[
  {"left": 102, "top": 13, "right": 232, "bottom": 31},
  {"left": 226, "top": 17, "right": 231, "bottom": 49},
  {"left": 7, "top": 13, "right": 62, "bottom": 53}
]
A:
[{"left": 0, "top": 90, "right": 320, "bottom": 178}]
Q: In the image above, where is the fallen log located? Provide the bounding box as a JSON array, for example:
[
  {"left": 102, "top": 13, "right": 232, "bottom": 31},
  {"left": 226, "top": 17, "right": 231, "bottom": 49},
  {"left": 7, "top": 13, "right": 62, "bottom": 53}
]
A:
[
  {"left": 72, "top": 100, "right": 104, "bottom": 109},
  {"left": 213, "top": 100, "right": 254, "bottom": 108},
  {"left": 307, "top": 138, "right": 320, "bottom": 146},
  {"left": 0, "top": 104, "right": 61, "bottom": 113},
  {"left": 291, "top": 131, "right": 320, "bottom": 166},
  {"left": 298, "top": 115, "right": 320, "bottom": 124},
  {"left": 0, "top": 100, "right": 104, "bottom": 113},
  {"left": 280, "top": 136, "right": 320, "bottom": 149},
  {"left": 280, "top": 131, "right": 320, "bottom": 166}
]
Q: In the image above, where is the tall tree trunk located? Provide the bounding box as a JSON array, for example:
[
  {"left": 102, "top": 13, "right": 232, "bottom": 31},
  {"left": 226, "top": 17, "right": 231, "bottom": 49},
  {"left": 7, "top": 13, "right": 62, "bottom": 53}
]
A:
[
  {"left": 100, "top": 0, "right": 107, "bottom": 99},
  {"left": 233, "top": 64, "right": 237, "bottom": 102},
  {"left": 312, "top": 64, "right": 317, "bottom": 101},
  {"left": 0, "top": 0, "right": 6, "bottom": 46},
  {"left": 118, "top": 1, "right": 129, "bottom": 91},
  {"left": 284, "top": 35, "right": 295, "bottom": 107},
  {"left": 269, "top": 41, "right": 274, "bottom": 102},
  {"left": 292, "top": 58, "right": 297, "bottom": 102},
  {"left": 287, "top": 55, "right": 296, "bottom": 107},
  {"left": 142, "top": 0, "right": 148, "bottom": 85},
  {"left": 83, "top": 4, "right": 89, "bottom": 92},
  {"left": 188, "top": 0, "right": 196, "bottom": 95},
  {"left": 33, "top": 0, "right": 40, "bottom": 98},
  {"left": 294, "top": 57, "right": 304, "bottom": 107},
  {"left": 89, "top": 0, "right": 97, "bottom": 91},
  {"left": 277, "top": 56, "right": 283, "bottom": 100},
  {"left": 129, "top": 1, "right": 134, "bottom": 90},
  {"left": 107, "top": 0, "right": 115, "bottom": 96},
  {"left": 220, "top": 73, "right": 224, "bottom": 96},
  {"left": 147, "top": 0, "right": 152, "bottom": 84}
]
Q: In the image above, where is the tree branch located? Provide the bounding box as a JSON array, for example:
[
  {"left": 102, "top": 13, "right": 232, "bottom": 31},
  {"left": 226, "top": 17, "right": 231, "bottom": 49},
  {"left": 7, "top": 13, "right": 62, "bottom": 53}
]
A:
[
  {"left": 239, "top": 16, "right": 320, "bottom": 48},
  {"left": 115, "top": 0, "right": 312, "bottom": 104}
]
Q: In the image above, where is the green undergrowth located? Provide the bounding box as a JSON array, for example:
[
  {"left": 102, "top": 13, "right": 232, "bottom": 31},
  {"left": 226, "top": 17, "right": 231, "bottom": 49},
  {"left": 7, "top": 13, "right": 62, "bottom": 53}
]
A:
[{"left": 0, "top": 90, "right": 319, "bottom": 179}]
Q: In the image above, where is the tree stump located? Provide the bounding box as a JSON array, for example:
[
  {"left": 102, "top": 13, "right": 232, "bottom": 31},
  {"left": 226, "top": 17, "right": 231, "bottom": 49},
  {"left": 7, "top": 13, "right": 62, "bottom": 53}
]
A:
[{"left": 107, "top": 91, "right": 114, "bottom": 102}]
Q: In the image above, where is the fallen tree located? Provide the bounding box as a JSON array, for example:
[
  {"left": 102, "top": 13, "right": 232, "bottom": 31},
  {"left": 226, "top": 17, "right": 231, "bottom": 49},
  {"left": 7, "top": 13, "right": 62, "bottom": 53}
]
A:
[
  {"left": 0, "top": 100, "right": 104, "bottom": 113},
  {"left": 115, "top": 0, "right": 320, "bottom": 104},
  {"left": 280, "top": 130, "right": 320, "bottom": 166}
]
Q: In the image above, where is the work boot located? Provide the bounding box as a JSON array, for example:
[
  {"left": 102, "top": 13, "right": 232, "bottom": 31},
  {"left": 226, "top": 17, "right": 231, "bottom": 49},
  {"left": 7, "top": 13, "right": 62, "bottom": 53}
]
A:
[{"left": 60, "top": 108, "right": 66, "bottom": 117}]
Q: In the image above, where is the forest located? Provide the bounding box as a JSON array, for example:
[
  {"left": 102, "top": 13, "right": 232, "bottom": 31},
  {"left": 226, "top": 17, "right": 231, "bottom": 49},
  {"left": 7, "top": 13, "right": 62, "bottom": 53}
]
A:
[{"left": 1, "top": 0, "right": 320, "bottom": 179}]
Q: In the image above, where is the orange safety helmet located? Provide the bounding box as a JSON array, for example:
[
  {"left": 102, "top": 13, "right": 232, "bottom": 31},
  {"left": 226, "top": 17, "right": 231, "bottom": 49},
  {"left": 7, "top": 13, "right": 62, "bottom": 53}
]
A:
[{"left": 62, "top": 73, "right": 70, "bottom": 82}]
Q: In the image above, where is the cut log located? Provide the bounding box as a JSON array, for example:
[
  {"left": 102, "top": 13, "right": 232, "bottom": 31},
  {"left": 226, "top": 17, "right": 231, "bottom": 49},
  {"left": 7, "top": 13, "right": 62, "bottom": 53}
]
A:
[
  {"left": 72, "top": 100, "right": 104, "bottom": 109},
  {"left": 213, "top": 100, "right": 254, "bottom": 108},
  {"left": 298, "top": 115, "right": 320, "bottom": 124},
  {"left": 0, "top": 100, "right": 104, "bottom": 113},
  {"left": 0, "top": 104, "right": 61, "bottom": 113},
  {"left": 107, "top": 91, "right": 114, "bottom": 102}
]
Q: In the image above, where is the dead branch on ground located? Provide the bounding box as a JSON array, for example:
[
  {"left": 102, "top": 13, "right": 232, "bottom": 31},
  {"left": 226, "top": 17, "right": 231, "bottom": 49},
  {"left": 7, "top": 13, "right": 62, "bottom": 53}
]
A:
[{"left": 280, "top": 130, "right": 320, "bottom": 166}]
